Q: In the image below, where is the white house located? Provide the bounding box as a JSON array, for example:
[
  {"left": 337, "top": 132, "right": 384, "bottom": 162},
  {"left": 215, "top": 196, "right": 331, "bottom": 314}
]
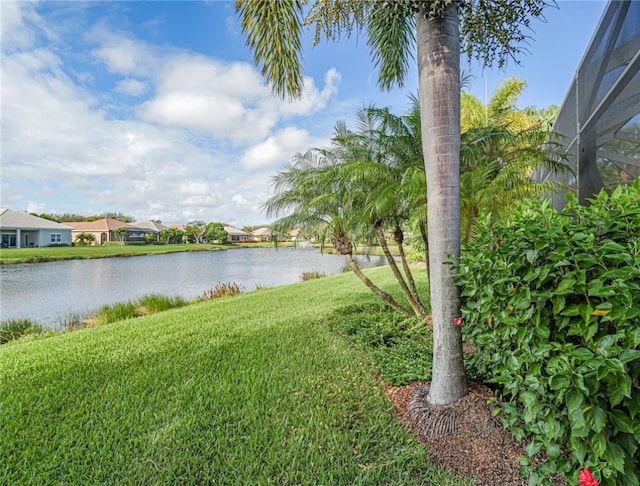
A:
[
  {"left": 224, "top": 226, "right": 254, "bottom": 242},
  {"left": 0, "top": 208, "right": 73, "bottom": 248}
]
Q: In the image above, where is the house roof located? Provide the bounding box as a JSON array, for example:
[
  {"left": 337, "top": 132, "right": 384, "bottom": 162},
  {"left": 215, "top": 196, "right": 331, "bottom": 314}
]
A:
[
  {"left": 224, "top": 226, "right": 251, "bottom": 236},
  {"left": 0, "top": 208, "right": 73, "bottom": 230},
  {"left": 65, "top": 219, "right": 131, "bottom": 231},
  {"left": 134, "top": 221, "right": 168, "bottom": 232},
  {"left": 251, "top": 226, "right": 272, "bottom": 236}
]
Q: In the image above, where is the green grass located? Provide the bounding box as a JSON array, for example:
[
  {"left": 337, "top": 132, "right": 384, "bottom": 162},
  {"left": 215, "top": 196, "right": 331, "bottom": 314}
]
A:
[
  {"left": 136, "top": 293, "right": 188, "bottom": 313},
  {"left": 92, "top": 294, "right": 189, "bottom": 325},
  {"left": 0, "top": 267, "right": 471, "bottom": 485},
  {"left": 0, "top": 242, "right": 297, "bottom": 264}
]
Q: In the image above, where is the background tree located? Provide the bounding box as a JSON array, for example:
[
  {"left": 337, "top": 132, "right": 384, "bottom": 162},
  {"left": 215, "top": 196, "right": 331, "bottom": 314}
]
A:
[
  {"left": 185, "top": 221, "right": 206, "bottom": 244},
  {"left": 204, "top": 222, "right": 229, "bottom": 243},
  {"left": 160, "top": 228, "right": 170, "bottom": 245},
  {"left": 236, "top": 0, "right": 555, "bottom": 408},
  {"left": 33, "top": 213, "right": 60, "bottom": 222},
  {"left": 114, "top": 227, "right": 128, "bottom": 246},
  {"left": 160, "top": 227, "right": 185, "bottom": 245},
  {"left": 74, "top": 232, "right": 95, "bottom": 246},
  {"left": 101, "top": 212, "right": 135, "bottom": 223}
]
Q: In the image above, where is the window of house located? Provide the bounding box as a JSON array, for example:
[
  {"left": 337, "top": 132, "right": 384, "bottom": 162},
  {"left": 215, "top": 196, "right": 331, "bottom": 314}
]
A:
[{"left": 51, "top": 233, "right": 61, "bottom": 243}]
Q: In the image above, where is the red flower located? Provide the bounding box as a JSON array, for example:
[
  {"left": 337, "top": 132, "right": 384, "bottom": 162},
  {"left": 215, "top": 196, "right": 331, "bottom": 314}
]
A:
[
  {"left": 578, "top": 467, "right": 599, "bottom": 486},
  {"left": 452, "top": 317, "right": 462, "bottom": 326}
]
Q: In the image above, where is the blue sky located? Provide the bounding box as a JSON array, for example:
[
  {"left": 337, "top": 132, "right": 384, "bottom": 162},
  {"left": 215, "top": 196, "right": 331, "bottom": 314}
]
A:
[{"left": 1, "top": 1, "right": 607, "bottom": 227}]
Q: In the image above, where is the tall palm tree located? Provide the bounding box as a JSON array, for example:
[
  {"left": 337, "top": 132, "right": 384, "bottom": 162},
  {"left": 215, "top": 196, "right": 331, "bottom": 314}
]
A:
[
  {"left": 235, "top": 0, "right": 554, "bottom": 406},
  {"left": 413, "top": 4, "right": 466, "bottom": 404}
]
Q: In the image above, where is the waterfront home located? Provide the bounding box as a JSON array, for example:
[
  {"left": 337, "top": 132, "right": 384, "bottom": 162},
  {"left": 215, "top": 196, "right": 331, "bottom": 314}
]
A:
[
  {"left": 224, "top": 226, "right": 253, "bottom": 242},
  {"left": 0, "top": 208, "right": 73, "bottom": 248},
  {"left": 134, "top": 221, "right": 169, "bottom": 242},
  {"left": 251, "top": 226, "right": 273, "bottom": 242},
  {"left": 65, "top": 219, "right": 158, "bottom": 245}
]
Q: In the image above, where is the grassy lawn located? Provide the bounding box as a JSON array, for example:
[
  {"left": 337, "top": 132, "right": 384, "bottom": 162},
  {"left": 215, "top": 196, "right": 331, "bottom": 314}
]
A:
[
  {"left": 0, "top": 242, "right": 295, "bottom": 264},
  {"left": 0, "top": 267, "right": 470, "bottom": 485}
]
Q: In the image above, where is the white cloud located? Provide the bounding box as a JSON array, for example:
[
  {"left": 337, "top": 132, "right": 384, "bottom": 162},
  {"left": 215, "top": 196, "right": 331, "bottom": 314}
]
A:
[
  {"left": 274, "top": 68, "right": 342, "bottom": 117},
  {"left": 0, "top": 4, "right": 345, "bottom": 227},
  {"left": 1, "top": 2, "right": 57, "bottom": 51},
  {"left": 1, "top": 2, "right": 35, "bottom": 50},
  {"left": 90, "top": 28, "right": 157, "bottom": 77},
  {"left": 137, "top": 53, "right": 341, "bottom": 144},
  {"left": 225, "top": 15, "right": 239, "bottom": 36},
  {"left": 26, "top": 200, "right": 48, "bottom": 215},
  {"left": 136, "top": 54, "right": 274, "bottom": 143},
  {"left": 115, "top": 78, "right": 148, "bottom": 96},
  {"left": 240, "top": 127, "right": 312, "bottom": 169},
  {"left": 178, "top": 181, "right": 210, "bottom": 196}
]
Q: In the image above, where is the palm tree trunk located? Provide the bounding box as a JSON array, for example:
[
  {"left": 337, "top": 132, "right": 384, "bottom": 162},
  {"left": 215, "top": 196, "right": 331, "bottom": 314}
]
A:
[
  {"left": 416, "top": 4, "right": 467, "bottom": 405},
  {"left": 419, "top": 217, "right": 430, "bottom": 275},
  {"left": 374, "top": 222, "right": 426, "bottom": 319},
  {"left": 344, "top": 253, "right": 414, "bottom": 319},
  {"left": 393, "top": 226, "right": 425, "bottom": 315}
]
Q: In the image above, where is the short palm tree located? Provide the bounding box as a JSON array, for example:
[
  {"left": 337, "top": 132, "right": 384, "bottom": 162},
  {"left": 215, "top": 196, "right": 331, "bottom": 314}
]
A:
[
  {"left": 74, "top": 232, "right": 95, "bottom": 246},
  {"left": 264, "top": 149, "right": 415, "bottom": 319},
  {"left": 459, "top": 78, "right": 571, "bottom": 242},
  {"left": 325, "top": 110, "right": 428, "bottom": 319},
  {"left": 114, "top": 227, "right": 128, "bottom": 246}
]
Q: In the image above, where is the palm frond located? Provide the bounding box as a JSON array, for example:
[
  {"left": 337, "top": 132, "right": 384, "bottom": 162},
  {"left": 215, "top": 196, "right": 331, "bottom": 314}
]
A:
[
  {"left": 488, "top": 77, "right": 526, "bottom": 122},
  {"left": 235, "top": 0, "right": 304, "bottom": 100},
  {"left": 366, "top": 2, "right": 415, "bottom": 90}
]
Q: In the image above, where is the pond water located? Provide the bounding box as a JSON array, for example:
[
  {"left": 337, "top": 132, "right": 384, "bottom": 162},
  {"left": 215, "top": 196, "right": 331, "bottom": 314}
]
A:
[{"left": 0, "top": 247, "right": 386, "bottom": 328}]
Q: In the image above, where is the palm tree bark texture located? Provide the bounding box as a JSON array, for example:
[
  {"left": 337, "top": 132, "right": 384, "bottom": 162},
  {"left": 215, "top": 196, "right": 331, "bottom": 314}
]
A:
[{"left": 416, "top": 4, "right": 467, "bottom": 404}]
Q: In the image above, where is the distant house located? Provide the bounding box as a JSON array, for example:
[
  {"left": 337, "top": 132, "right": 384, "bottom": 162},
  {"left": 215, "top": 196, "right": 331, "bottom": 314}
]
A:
[
  {"left": 65, "top": 219, "right": 158, "bottom": 245},
  {"left": 0, "top": 208, "right": 73, "bottom": 248},
  {"left": 251, "top": 226, "right": 273, "bottom": 242},
  {"left": 224, "top": 226, "right": 254, "bottom": 242},
  {"left": 289, "top": 228, "right": 302, "bottom": 242},
  {"left": 134, "top": 221, "right": 169, "bottom": 242}
]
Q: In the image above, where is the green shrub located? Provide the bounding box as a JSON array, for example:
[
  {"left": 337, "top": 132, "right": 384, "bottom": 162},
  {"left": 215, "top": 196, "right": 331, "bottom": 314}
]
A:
[
  {"left": 456, "top": 181, "right": 640, "bottom": 485},
  {"left": 326, "top": 304, "right": 433, "bottom": 386},
  {"left": 0, "top": 319, "right": 43, "bottom": 344}
]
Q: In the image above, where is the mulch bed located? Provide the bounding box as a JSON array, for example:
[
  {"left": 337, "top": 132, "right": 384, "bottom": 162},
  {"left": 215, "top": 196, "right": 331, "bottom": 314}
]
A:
[{"left": 382, "top": 380, "right": 569, "bottom": 486}]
